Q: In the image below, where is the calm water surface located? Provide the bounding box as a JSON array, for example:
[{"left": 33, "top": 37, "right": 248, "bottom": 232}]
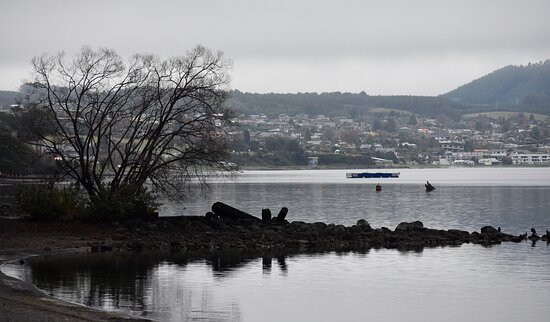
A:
[
  {"left": 3, "top": 168, "right": 550, "bottom": 321},
  {"left": 163, "top": 168, "right": 550, "bottom": 234},
  {"left": 3, "top": 244, "right": 550, "bottom": 322}
]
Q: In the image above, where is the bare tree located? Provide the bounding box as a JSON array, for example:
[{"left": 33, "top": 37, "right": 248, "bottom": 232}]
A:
[{"left": 27, "top": 46, "right": 233, "bottom": 209}]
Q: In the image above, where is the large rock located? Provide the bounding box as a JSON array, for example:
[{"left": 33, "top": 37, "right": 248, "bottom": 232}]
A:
[
  {"left": 356, "top": 219, "right": 372, "bottom": 231},
  {"left": 311, "top": 222, "right": 327, "bottom": 231},
  {"left": 447, "top": 229, "right": 471, "bottom": 239},
  {"left": 288, "top": 221, "right": 310, "bottom": 232},
  {"left": 333, "top": 225, "right": 347, "bottom": 235},
  {"left": 205, "top": 212, "right": 224, "bottom": 227},
  {"left": 395, "top": 221, "right": 424, "bottom": 232},
  {"left": 480, "top": 226, "right": 499, "bottom": 234}
]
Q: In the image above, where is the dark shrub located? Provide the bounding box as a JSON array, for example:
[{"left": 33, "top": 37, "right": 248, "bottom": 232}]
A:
[
  {"left": 88, "top": 185, "right": 159, "bottom": 221},
  {"left": 16, "top": 183, "right": 159, "bottom": 221},
  {"left": 15, "top": 184, "right": 88, "bottom": 221}
]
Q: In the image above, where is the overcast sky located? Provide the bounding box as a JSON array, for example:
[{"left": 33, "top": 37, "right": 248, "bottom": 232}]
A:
[{"left": 1, "top": 0, "right": 549, "bottom": 95}]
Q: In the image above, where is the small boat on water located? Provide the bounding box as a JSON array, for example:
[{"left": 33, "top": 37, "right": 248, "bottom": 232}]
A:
[{"left": 346, "top": 172, "right": 400, "bottom": 178}]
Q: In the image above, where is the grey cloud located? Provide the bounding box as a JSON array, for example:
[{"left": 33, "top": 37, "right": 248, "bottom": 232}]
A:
[{"left": 1, "top": 0, "right": 549, "bottom": 94}]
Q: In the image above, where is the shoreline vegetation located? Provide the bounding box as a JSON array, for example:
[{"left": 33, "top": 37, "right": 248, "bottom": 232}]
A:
[{"left": 1, "top": 202, "right": 548, "bottom": 321}]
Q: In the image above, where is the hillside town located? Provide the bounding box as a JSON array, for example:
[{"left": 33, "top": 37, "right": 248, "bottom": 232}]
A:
[
  {"left": 1, "top": 101, "right": 550, "bottom": 172},
  {"left": 229, "top": 110, "right": 550, "bottom": 167}
]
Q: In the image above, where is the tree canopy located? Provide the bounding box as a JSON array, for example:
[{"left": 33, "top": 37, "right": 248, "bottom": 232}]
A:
[{"left": 26, "top": 46, "right": 233, "bottom": 214}]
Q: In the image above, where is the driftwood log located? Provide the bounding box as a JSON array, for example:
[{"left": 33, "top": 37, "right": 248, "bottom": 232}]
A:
[
  {"left": 212, "top": 202, "right": 261, "bottom": 223},
  {"left": 276, "top": 207, "right": 288, "bottom": 221}
]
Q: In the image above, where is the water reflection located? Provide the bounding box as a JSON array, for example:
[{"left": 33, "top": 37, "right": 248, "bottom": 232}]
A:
[
  {"left": 9, "top": 249, "right": 381, "bottom": 319},
  {"left": 4, "top": 243, "right": 549, "bottom": 322},
  {"left": 13, "top": 252, "right": 257, "bottom": 320}
]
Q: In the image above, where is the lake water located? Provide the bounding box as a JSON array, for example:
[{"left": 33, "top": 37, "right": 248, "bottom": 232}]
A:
[
  {"left": 3, "top": 168, "right": 550, "bottom": 321},
  {"left": 163, "top": 168, "right": 550, "bottom": 234}
]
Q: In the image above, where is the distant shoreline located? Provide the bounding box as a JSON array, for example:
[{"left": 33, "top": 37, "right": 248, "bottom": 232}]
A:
[
  {"left": 238, "top": 164, "right": 550, "bottom": 171},
  {"left": 0, "top": 164, "right": 549, "bottom": 179}
]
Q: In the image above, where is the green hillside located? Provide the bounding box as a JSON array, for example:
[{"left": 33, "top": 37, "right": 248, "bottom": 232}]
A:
[
  {"left": 443, "top": 60, "right": 550, "bottom": 112},
  {"left": 4, "top": 59, "right": 550, "bottom": 118},
  {"left": 226, "top": 90, "right": 464, "bottom": 118}
]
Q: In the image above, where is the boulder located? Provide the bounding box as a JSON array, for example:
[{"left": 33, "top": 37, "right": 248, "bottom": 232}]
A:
[
  {"left": 288, "top": 221, "right": 310, "bottom": 232},
  {"left": 205, "top": 212, "right": 224, "bottom": 228},
  {"left": 377, "top": 227, "right": 392, "bottom": 233},
  {"left": 356, "top": 219, "right": 372, "bottom": 231},
  {"left": 447, "top": 229, "right": 470, "bottom": 239},
  {"left": 333, "top": 225, "right": 347, "bottom": 235},
  {"left": 205, "top": 211, "right": 216, "bottom": 221},
  {"left": 312, "top": 222, "right": 327, "bottom": 231},
  {"left": 480, "top": 226, "right": 499, "bottom": 234},
  {"left": 395, "top": 221, "right": 424, "bottom": 232}
]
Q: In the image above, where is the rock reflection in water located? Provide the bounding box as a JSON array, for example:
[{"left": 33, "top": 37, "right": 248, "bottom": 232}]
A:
[
  {"left": 15, "top": 249, "right": 377, "bottom": 320},
  {"left": 18, "top": 250, "right": 347, "bottom": 321},
  {"left": 20, "top": 252, "right": 257, "bottom": 321},
  {"left": 8, "top": 244, "right": 550, "bottom": 322}
]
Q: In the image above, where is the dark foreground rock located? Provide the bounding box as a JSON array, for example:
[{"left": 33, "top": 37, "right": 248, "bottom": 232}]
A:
[
  {"left": 1, "top": 209, "right": 538, "bottom": 257},
  {"left": 80, "top": 217, "right": 532, "bottom": 253}
]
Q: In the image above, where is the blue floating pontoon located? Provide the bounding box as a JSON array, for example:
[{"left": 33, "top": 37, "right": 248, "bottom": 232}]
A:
[{"left": 346, "top": 172, "right": 400, "bottom": 178}]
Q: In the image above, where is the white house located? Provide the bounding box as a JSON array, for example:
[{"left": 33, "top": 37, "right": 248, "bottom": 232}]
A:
[{"left": 511, "top": 153, "right": 550, "bottom": 165}]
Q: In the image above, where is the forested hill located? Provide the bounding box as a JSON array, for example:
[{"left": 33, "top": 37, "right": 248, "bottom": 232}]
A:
[
  {"left": 226, "top": 90, "right": 465, "bottom": 118},
  {"left": 227, "top": 91, "right": 367, "bottom": 117},
  {"left": 4, "top": 59, "right": 550, "bottom": 117},
  {"left": 442, "top": 60, "right": 550, "bottom": 110}
]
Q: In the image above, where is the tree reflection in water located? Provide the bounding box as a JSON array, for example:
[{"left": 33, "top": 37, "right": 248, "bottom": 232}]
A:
[
  {"left": 16, "top": 248, "right": 416, "bottom": 320},
  {"left": 20, "top": 252, "right": 247, "bottom": 320}
]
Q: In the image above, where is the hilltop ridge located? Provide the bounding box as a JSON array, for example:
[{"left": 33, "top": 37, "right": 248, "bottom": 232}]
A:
[
  {"left": 2, "top": 60, "right": 550, "bottom": 116},
  {"left": 442, "top": 60, "right": 550, "bottom": 111}
]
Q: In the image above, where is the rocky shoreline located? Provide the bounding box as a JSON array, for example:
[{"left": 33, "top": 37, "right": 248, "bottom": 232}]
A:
[
  {"left": 83, "top": 202, "right": 547, "bottom": 253},
  {"left": 1, "top": 204, "right": 548, "bottom": 321},
  {"left": 2, "top": 203, "right": 546, "bottom": 255},
  {"left": 86, "top": 216, "right": 545, "bottom": 255}
]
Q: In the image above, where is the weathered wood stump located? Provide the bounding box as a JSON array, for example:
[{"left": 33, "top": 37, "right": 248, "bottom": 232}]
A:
[
  {"left": 276, "top": 207, "right": 288, "bottom": 221},
  {"left": 262, "top": 208, "right": 272, "bottom": 223},
  {"left": 205, "top": 212, "right": 216, "bottom": 221}
]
